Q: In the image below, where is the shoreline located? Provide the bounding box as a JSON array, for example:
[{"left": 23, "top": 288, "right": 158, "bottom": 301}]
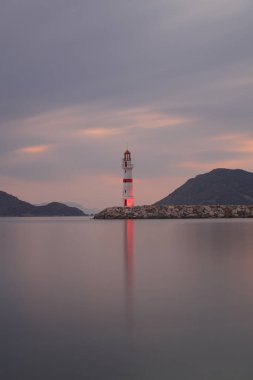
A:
[{"left": 94, "top": 205, "right": 253, "bottom": 219}]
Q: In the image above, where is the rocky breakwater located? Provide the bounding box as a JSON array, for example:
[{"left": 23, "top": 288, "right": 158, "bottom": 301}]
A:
[{"left": 94, "top": 205, "right": 253, "bottom": 219}]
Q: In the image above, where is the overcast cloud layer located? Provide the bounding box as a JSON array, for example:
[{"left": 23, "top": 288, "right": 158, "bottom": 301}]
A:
[{"left": 1, "top": 0, "right": 253, "bottom": 208}]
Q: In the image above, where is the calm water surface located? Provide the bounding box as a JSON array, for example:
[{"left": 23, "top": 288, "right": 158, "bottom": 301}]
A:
[{"left": 1, "top": 217, "right": 253, "bottom": 379}]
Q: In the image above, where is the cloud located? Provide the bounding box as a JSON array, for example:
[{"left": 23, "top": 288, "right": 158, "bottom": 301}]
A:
[
  {"left": 209, "top": 133, "right": 253, "bottom": 154},
  {"left": 80, "top": 128, "right": 121, "bottom": 137},
  {"left": 177, "top": 158, "right": 252, "bottom": 173},
  {"left": 1, "top": 0, "right": 253, "bottom": 122},
  {"left": 18, "top": 145, "right": 51, "bottom": 154}
]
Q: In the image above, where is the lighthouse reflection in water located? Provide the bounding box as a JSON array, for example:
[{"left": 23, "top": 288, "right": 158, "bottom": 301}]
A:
[{"left": 124, "top": 219, "right": 134, "bottom": 331}]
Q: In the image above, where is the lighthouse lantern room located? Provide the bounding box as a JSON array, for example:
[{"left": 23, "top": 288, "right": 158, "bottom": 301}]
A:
[{"left": 122, "top": 149, "right": 134, "bottom": 207}]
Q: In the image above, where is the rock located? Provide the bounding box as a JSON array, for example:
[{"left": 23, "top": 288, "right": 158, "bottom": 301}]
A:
[{"left": 94, "top": 205, "right": 253, "bottom": 219}]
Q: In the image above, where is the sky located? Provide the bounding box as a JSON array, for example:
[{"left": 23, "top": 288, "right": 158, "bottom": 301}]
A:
[{"left": 1, "top": 0, "right": 253, "bottom": 209}]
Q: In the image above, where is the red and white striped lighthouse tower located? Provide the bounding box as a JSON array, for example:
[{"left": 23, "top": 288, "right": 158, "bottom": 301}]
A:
[{"left": 122, "top": 149, "right": 134, "bottom": 207}]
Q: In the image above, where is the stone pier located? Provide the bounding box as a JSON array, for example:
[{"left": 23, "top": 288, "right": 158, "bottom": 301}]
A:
[{"left": 94, "top": 205, "right": 253, "bottom": 219}]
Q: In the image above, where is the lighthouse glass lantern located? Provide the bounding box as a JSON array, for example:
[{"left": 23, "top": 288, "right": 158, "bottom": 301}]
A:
[{"left": 122, "top": 149, "right": 134, "bottom": 207}]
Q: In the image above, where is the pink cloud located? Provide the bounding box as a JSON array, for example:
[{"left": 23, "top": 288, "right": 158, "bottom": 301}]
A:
[{"left": 19, "top": 145, "right": 51, "bottom": 154}]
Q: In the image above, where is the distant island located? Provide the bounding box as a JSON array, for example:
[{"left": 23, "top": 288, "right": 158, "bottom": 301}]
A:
[
  {"left": 95, "top": 168, "right": 253, "bottom": 219},
  {"left": 0, "top": 191, "right": 86, "bottom": 217}
]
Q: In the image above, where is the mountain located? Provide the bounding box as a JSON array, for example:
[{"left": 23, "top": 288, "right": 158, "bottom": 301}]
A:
[
  {"left": 63, "top": 202, "right": 98, "bottom": 215},
  {"left": 0, "top": 191, "right": 85, "bottom": 216},
  {"left": 35, "top": 201, "right": 97, "bottom": 215},
  {"left": 156, "top": 168, "right": 253, "bottom": 205}
]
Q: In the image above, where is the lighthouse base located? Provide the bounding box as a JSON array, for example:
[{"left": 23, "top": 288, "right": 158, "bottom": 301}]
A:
[{"left": 123, "top": 199, "right": 134, "bottom": 207}]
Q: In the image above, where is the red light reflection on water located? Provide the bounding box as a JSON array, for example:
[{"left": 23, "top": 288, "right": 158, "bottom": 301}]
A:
[{"left": 124, "top": 219, "right": 134, "bottom": 330}]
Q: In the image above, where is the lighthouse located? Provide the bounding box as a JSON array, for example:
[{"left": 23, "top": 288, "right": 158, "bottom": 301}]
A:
[{"left": 122, "top": 149, "right": 134, "bottom": 207}]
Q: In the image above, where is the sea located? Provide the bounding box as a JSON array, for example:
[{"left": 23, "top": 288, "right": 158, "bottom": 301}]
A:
[{"left": 1, "top": 216, "right": 253, "bottom": 379}]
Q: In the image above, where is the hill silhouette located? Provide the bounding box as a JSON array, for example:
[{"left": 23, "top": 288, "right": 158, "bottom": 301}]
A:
[
  {"left": 0, "top": 191, "right": 85, "bottom": 216},
  {"left": 156, "top": 168, "right": 253, "bottom": 205}
]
